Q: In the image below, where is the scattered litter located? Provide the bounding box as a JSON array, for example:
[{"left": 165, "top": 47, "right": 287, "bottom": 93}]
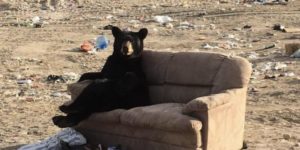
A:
[
  {"left": 95, "top": 35, "right": 109, "bottom": 50},
  {"left": 251, "top": 0, "right": 288, "bottom": 5},
  {"left": 51, "top": 92, "right": 62, "bottom": 97},
  {"left": 255, "top": 62, "right": 288, "bottom": 72},
  {"left": 31, "top": 16, "right": 44, "bottom": 28},
  {"left": 281, "top": 72, "right": 295, "bottom": 77},
  {"left": 273, "top": 62, "right": 287, "bottom": 70},
  {"left": 153, "top": 15, "right": 173, "bottom": 24},
  {"left": 290, "top": 49, "right": 300, "bottom": 58},
  {"left": 264, "top": 74, "right": 279, "bottom": 79},
  {"left": 285, "top": 43, "right": 300, "bottom": 55},
  {"left": 17, "top": 79, "right": 32, "bottom": 84},
  {"left": 106, "top": 14, "right": 115, "bottom": 20},
  {"left": 203, "top": 43, "right": 219, "bottom": 49},
  {"left": 80, "top": 41, "right": 94, "bottom": 52},
  {"left": 246, "top": 52, "right": 258, "bottom": 60},
  {"left": 176, "top": 21, "right": 194, "bottom": 30},
  {"left": 264, "top": 43, "right": 276, "bottom": 49},
  {"left": 164, "top": 22, "right": 174, "bottom": 29},
  {"left": 128, "top": 20, "right": 141, "bottom": 24},
  {"left": 219, "top": 41, "right": 240, "bottom": 49},
  {"left": 273, "top": 24, "right": 285, "bottom": 32},
  {"left": 47, "top": 75, "right": 65, "bottom": 83}
]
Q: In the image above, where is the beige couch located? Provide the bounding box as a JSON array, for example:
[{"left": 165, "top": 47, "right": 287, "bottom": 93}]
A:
[{"left": 74, "top": 50, "right": 252, "bottom": 150}]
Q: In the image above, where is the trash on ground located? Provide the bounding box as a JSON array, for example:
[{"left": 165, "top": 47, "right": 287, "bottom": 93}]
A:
[
  {"left": 281, "top": 72, "right": 295, "bottom": 77},
  {"left": 153, "top": 15, "right": 173, "bottom": 24},
  {"left": 203, "top": 43, "right": 219, "bottom": 49},
  {"left": 176, "top": 21, "right": 194, "bottom": 30},
  {"left": 164, "top": 22, "right": 174, "bottom": 29},
  {"left": 264, "top": 43, "right": 276, "bottom": 49},
  {"left": 51, "top": 92, "right": 62, "bottom": 97},
  {"left": 251, "top": 0, "right": 288, "bottom": 5},
  {"left": 273, "top": 24, "right": 285, "bottom": 32},
  {"left": 264, "top": 74, "right": 280, "bottom": 79},
  {"left": 285, "top": 43, "right": 300, "bottom": 55},
  {"left": 47, "top": 75, "right": 65, "bottom": 83},
  {"left": 290, "top": 49, "right": 300, "bottom": 58},
  {"left": 95, "top": 35, "right": 109, "bottom": 50},
  {"left": 17, "top": 79, "right": 32, "bottom": 84},
  {"left": 80, "top": 40, "right": 94, "bottom": 52},
  {"left": 18, "top": 128, "right": 86, "bottom": 150},
  {"left": 273, "top": 62, "right": 287, "bottom": 70},
  {"left": 31, "top": 16, "right": 44, "bottom": 28}
]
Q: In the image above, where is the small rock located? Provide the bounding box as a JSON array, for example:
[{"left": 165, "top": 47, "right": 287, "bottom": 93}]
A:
[
  {"left": 283, "top": 134, "right": 291, "bottom": 140},
  {"left": 243, "top": 25, "right": 252, "bottom": 29},
  {"left": 233, "top": 27, "right": 242, "bottom": 31},
  {"left": 209, "top": 24, "right": 216, "bottom": 30}
]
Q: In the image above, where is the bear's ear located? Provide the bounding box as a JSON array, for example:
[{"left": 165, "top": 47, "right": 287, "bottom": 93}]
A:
[
  {"left": 112, "top": 26, "right": 122, "bottom": 38},
  {"left": 138, "top": 28, "right": 148, "bottom": 40}
]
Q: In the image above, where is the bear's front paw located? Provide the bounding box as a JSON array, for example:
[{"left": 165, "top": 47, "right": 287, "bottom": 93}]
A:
[
  {"left": 52, "top": 116, "right": 78, "bottom": 128},
  {"left": 59, "top": 105, "right": 82, "bottom": 114}
]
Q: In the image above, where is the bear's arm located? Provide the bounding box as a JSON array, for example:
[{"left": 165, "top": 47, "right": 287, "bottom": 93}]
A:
[{"left": 78, "top": 56, "right": 115, "bottom": 82}]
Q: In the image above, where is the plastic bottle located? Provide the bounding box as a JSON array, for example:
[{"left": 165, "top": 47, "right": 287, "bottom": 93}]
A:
[{"left": 95, "top": 34, "right": 109, "bottom": 51}]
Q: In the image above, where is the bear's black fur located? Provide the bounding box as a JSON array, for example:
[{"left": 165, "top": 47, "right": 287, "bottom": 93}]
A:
[{"left": 52, "top": 26, "right": 150, "bottom": 128}]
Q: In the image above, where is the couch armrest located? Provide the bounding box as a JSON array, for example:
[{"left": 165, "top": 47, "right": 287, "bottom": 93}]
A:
[
  {"left": 182, "top": 88, "right": 242, "bottom": 114},
  {"left": 183, "top": 88, "right": 248, "bottom": 150}
]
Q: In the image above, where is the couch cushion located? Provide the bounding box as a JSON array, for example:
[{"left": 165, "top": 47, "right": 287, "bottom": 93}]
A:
[
  {"left": 77, "top": 123, "right": 202, "bottom": 149},
  {"left": 120, "top": 103, "right": 202, "bottom": 133}
]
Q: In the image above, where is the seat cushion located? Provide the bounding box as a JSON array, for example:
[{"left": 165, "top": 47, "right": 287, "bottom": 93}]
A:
[{"left": 120, "top": 103, "right": 202, "bottom": 133}]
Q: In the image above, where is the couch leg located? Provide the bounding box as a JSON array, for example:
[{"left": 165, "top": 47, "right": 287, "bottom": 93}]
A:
[{"left": 241, "top": 141, "right": 248, "bottom": 149}]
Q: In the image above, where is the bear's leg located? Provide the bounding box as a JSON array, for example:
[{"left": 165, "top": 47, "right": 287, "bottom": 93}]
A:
[
  {"left": 52, "top": 113, "right": 90, "bottom": 128},
  {"left": 59, "top": 79, "right": 114, "bottom": 114},
  {"left": 78, "top": 72, "right": 103, "bottom": 82}
]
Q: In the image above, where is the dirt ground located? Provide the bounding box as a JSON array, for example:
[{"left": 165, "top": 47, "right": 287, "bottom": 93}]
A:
[{"left": 0, "top": 0, "right": 299, "bottom": 149}]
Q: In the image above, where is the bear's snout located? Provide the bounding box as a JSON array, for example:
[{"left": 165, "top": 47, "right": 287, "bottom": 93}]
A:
[{"left": 122, "top": 41, "right": 134, "bottom": 56}]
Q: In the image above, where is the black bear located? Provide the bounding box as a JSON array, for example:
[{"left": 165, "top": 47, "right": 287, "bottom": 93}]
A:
[{"left": 53, "top": 26, "right": 150, "bottom": 128}]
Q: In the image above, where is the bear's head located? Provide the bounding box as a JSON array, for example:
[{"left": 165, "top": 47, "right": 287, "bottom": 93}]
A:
[{"left": 111, "top": 26, "right": 148, "bottom": 59}]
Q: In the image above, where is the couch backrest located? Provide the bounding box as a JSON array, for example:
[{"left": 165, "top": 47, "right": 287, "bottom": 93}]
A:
[{"left": 142, "top": 50, "right": 252, "bottom": 104}]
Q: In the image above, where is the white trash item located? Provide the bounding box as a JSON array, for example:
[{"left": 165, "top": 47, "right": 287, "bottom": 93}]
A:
[
  {"left": 18, "top": 128, "right": 87, "bottom": 150},
  {"left": 153, "top": 15, "right": 173, "bottom": 24},
  {"left": 290, "top": 49, "right": 300, "bottom": 58}
]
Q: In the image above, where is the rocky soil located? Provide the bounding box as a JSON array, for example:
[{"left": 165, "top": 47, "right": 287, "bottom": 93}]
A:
[{"left": 0, "top": 0, "right": 299, "bottom": 149}]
